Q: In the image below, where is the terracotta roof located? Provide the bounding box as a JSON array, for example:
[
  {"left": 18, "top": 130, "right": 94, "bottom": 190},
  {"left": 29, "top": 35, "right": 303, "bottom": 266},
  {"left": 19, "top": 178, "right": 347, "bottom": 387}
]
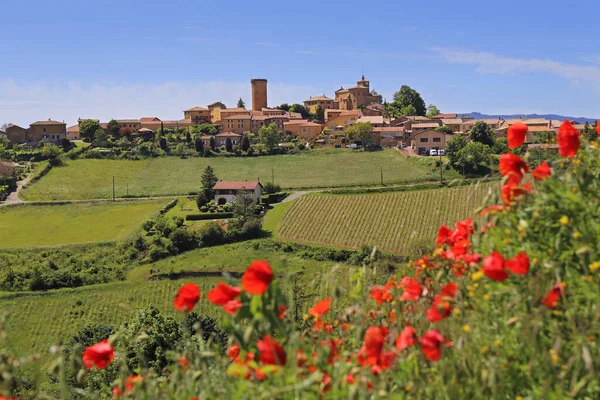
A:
[
  {"left": 525, "top": 126, "right": 557, "bottom": 132},
  {"left": 404, "top": 116, "right": 431, "bottom": 121},
  {"left": 221, "top": 108, "right": 248, "bottom": 113},
  {"left": 252, "top": 115, "right": 288, "bottom": 121},
  {"left": 116, "top": 119, "right": 140, "bottom": 124},
  {"left": 441, "top": 119, "right": 464, "bottom": 125},
  {"left": 433, "top": 113, "right": 458, "bottom": 119},
  {"left": 287, "top": 112, "right": 303, "bottom": 119},
  {"left": 184, "top": 106, "right": 208, "bottom": 112},
  {"left": 224, "top": 114, "right": 251, "bottom": 120},
  {"left": 305, "top": 95, "right": 334, "bottom": 102},
  {"left": 4, "top": 123, "right": 24, "bottom": 130},
  {"left": 412, "top": 128, "right": 453, "bottom": 137},
  {"left": 412, "top": 123, "right": 442, "bottom": 129},
  {"left": 207, "top": 102, "right": 225, "bottom": 108},
  {"left": 340, "top": 110, "right": 362, "bottom": 117},
  {"left": 0, "top": 129, "right": 6, "bottom": 135},
  {"left": 296, "top": 122, "right": 323, "bottom": 127},
  {"left": 373, "top": 127, "right": 404, "bottom": 132},
  {"left": 358, "top": 116, "right": 385, "bottom": 124},
  {"left": 139, "top": 117, "right": 161, "bottom": 122},
  {"left": 67, "top": 125, "right": 79, "bottom": 132},
  {"left": 527, "top": 143, "right": 559, "bottom": 149},
  {"left": 30, "top": 120, "right": 66, "bottom": 126},
  {"left": 284, "top": 120, "right": 309, "bottom": 126},
  {"left": 213, "top": 181, "right": 262, "bottom": 190},
  {"left": 366, "top": 103, "right": 385, "bottom": 110},
  {"left": 216, "top": 132, "right": 242, "bottom": 137},
  {"left": 463, "top": 118, "right": 501, "bottom": 125},
  {"left": 506, "top": 118, "right": 549, "bottom": 126}
]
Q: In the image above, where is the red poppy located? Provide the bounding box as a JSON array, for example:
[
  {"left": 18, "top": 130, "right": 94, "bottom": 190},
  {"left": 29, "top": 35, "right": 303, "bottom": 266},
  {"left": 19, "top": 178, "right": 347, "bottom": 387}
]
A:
[
  {"left": 441, "top": 282, "right": 458, "bottom": 298},
  {"left": 223, "top": 300, "right": 242, "bottom": 315},
  {"left": 396, "top": 326, "right": 417, "bottom": 351},
  {"left": 82, "top": 339, "right": 115, "bottom": 370},
  {"left": 419, "top": 330, "right": 444, "bottom": 361},
  {"left": 505, "top": 252, "right": 530, "bottom": 275},
  {"left": 501, "top": 182, "right": 529, "bottom": 206},
  {"left": 173, "top": 283, "right": 201, "bottom": 312},
  {"left": 426, "top": 296, "right": 452, "bottom": 322},
  {"left": 507, "top": 122, "right": 528, "bottom": 149},
  {"left": 596, "top": 122, "right": 600, "bottom": 136},
  {"left": 541, "top": 283, "right": 565, "bottom": 309},
  {"left": 308, "top": 297, "right": 331, "bottom": 317},
  {"left": 357, "top": 326, "right": 388, "bottom": 367},
  {"left": 499, "top": 153, "right": 529, "bottom": 185},
  {"left": 532, "top": 162, "right": 551, "bottom": 181},
  {"left": 558, "top": 120, "right": 580, "bottom": 157},
  {"left": 278, "top": 304, "right": 286, "bottom": 320},
  {"left": 228, "top": 345, "right": 240, "bottom": 362},
  {"left": 436, "top": 225, "right": 453, "bottom": 245},
  {"left": 257, "top": 335, "right": 287, "bottom": 366},
  {"left": 207, "top": 282, "right": 241, "bottom": 305},
  {"left": 369, "top": 286, "right": 393, "bottom": 305},
  {"left": 482, "top": 251, "right": 509, "bottom": 281},
  {"left": 178, "top": 355, "right": 190, "bottom": 369},
  {"left": 321, "top": 338, "right": 343, "bottom": 365},
  {"left": 400, "top": 277, "right": 423, "bottom": 300},
  {"left": 125, "top": 375, "right": 142, "bottom": 392},
  {"left": 242, "top": 260, "right": 273, "bottom": 295}
]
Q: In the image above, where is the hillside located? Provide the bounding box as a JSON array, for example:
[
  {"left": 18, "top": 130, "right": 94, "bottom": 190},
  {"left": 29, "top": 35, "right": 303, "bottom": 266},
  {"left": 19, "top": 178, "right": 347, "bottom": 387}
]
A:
[{"left": 459, "top": 111, "right": 597, "bottom": 124}]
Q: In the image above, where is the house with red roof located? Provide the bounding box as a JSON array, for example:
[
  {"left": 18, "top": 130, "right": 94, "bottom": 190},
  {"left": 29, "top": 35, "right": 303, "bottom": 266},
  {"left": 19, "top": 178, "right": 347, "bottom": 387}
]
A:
[{"left": 213, "top": 181, "right": 263, "bottom": 204}]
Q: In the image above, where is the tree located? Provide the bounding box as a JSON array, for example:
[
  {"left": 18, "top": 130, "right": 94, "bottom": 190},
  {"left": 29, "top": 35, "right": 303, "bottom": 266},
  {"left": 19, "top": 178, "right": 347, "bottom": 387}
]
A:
[
  {"left": 314, "top": 105, "right": 325, "bottom": 122},
  {"left": 196, "top": 165, "right": 218, "bottom": 209},
  {"left": 190, "top": 124, "right": 218, "bottom": 136},
  {"left": 582, "top": 121, "right": 597, "bottom": 142},
  {"left": 106, "top": 119, "right": 120, "bottom": 138},
  {"left": 41, "top": 142, "right": 62, "bottom": 159},
  {"left": 93, "top": 128, "right": 108, "bottom": 147},
  {"left": 159, "top": 135, "right": 169, "bottom": 152},
  {"left": 241, "top": 135, "right": 250, "bottom": 152},
  {"left": 194, "top": 138, "right": 204, "bottom": 153},
  {"left": 457, "top": 142, "right": 491, "bottom": 174},
  {"left": 386, "top": 85, "right": 426, "bottom": 118},
  {"left": 275, "top": 103, "right": 291, "bottom": 112},
  {"left": 288, "top": 104, "right": 311, "bottom": 119},
  {"left": 237, "top": 98, "right": 246, "bottom": 108},
  {"left": 185, "top": 130, "right": 192, "bottom": 143},
  {"left": 426, "top": 104, "right": 441, "bottom": 118},
  {"left": 225, "top": 137, "right": 233, "bottom": 152},
  {"left": 435, "top": 125, "right": 454, "bottom": 135},
  {"left": 79, "top": 119, "right": 101, "bottom": 141},
  {"left": 446, "top": 134, "right": 468, "bottom": 167},
  {"left": 209, "top": 136, "right": 216, "bottom": 150},
  {"left": 345, "top": 122, "right": 374, "bottom": 150},
  {"left": 468, "top": 121, "right": 495, "bottom": 146},
  {"left": 258, "top": 122, "right": 279, "bottom": 152},
  {"left": 60, "top": 138, "right": 74, "bottom": 151}
]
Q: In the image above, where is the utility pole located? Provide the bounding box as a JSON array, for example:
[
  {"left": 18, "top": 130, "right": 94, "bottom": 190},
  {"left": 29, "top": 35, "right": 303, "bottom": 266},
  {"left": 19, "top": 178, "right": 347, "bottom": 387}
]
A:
[
  {"left": 271, "top": 168, "right": 274, "bottom": 185},
  {"left": 380, "top": 166, "right": 383, "bottom": 185},
  {"left": 112, "top": 176, "right": 115, "bottom": 201},
  {"left": 126, "top": 182, "right": 129, "bottom": 197}
]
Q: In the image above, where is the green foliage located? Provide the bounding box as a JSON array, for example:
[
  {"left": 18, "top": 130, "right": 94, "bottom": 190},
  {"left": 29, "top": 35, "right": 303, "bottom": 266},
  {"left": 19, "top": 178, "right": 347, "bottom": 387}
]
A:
[
  {"left": 345, "top": 121, "right": 374, "bottom": 149},
  {"left": 262, "top": 181, "right": 281, "bottom": 194},
  {"left": 92, "top": 128, "right": 109, "bottom": 148},
  {"left": 468, "top": 121, "right": 495, "bottom": 146},
  {"left": 79, "top": 120, "right": 102, "bottom": 141},
  {"left": 387, "top": 85, "right": 426, "bottom": 117},
  {"left": 196, "top": 165, "right": 218, "bottom": 209},
  {"left": 456, "top": 141, "right": 491, "bottom": 173},
  {"left": 225, "top": 137, "right": 233, "bottom": 153},
  {"left": 288, "top": 104, "right": 311, "bottom": 119},
  {"left": 190, "top": 124, "right": 218, "bottom": 136},
  {"left": 435, "top": 125, "right": 454, "bottom": 135},
  {"left": 258, "top": 123, "right": 279, "bottom": 152},
  {"left": 313, "top": 105, "right": 325, "bottom": 122},
  {"left": 236, "top": 97, "right": 245, "bottom": 108},
  {"left": 426, "top": 104, "right": 441, "bottom": 118},
  {"left": 446, "top": 133, "right": 468, "bottom": 167},
  {"left": 491, "top": 137, "right": 508, "bottom": 154},
  {"left": 241, "top": 135, "right": 250, "bottom": 152},
  {"left": 41, "top": 143, "right": 62, "bottom": 164},
  {"left": 106, "top": 120, "right": 120, "bottom": 138},
  {"left": 275, "top": 103, "right": 291, "bottom": 112}
]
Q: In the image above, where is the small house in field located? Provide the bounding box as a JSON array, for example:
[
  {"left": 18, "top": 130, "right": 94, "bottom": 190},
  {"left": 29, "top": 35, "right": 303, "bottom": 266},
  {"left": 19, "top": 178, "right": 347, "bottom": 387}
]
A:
[{"left": 213, "top": 181, "right": 262, "bottom": 205}]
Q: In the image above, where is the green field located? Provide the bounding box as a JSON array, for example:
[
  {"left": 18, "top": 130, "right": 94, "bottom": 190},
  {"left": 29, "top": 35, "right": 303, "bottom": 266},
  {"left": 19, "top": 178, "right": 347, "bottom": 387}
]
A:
[
  {"left": 276, "top": 183, "right": 493, "bottom": 254},
  {"left": 0, "top": 200, "right": 168, "bottom": 248},
  {"left": 20, "top": 150, "right": 443, "bottom": 201},
  {"left": 0, "top": 241, "right": 359, "bottom": 363}
]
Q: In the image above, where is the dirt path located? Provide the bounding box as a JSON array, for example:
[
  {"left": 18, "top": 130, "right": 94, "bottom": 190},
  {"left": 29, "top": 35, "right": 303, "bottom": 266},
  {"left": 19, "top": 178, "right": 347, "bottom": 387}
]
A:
[
  {"left": 0, "top": 174, "right": 33, "bottom": 207},
  {"left": 281, "top": 191, "right": 311, "bottom": 203}
]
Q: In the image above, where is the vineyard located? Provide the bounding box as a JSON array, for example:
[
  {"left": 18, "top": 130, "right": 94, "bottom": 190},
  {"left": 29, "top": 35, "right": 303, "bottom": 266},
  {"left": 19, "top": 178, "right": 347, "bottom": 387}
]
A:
[{"left": 277, "top": 183, "right": 494, "bottom": 254}]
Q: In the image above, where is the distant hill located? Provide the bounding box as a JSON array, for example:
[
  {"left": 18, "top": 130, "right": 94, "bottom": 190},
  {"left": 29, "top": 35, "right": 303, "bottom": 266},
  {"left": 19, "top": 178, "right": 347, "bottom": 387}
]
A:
[{"left": 457, "top": 112, "right": 597, "bottom": 124}]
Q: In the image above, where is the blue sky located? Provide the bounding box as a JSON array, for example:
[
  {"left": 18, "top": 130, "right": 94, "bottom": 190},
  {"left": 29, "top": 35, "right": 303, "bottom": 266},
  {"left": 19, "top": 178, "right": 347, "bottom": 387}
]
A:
[{"left": 1, "top": 0, "right": 599, "bottom": 126}]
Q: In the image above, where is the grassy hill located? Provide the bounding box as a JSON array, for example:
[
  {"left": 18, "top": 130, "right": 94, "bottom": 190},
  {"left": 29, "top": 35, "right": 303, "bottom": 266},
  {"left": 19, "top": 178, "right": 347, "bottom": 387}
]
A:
[
  {"left": 0, "top": 199, "right": 168, "bottom": 248},
  {"left": 20, "top": 150, "right": 446, "bottom": 201},
  {"left": 276, "top": 182, "right": 493, "bottom": 254}
]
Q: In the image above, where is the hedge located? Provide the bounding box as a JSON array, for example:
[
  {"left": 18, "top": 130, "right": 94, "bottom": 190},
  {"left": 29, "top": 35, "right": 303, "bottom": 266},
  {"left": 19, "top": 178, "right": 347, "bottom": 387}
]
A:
[{"left": 185, "top": 212, "right": 234, "bottom": 221}]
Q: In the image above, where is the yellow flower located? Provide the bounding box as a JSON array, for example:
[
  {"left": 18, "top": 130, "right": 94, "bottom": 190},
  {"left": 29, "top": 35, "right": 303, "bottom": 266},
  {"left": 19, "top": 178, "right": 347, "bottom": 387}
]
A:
[
  {"left": 504, "top": 228, "right": 511, "bottom": 235},
  {"left": 517, "top": 226, "right": 525, "bottom": 233},
  {"left": 571, "top": 186, "right": 577, "bottom": 193},
  {"left": 463, "top": 325, "right": 471, "bottom": 333},
  {"left": 572, "top": 231, "right": 581, "bottom": 239},
  {"left": 532, "top": 257, "right": 539, "bottom": 264},
  {"left": 590, "top": 262, "right": 600, "bottom": 273},
  {"left": 481, "top": 346, "right": 489, "bottom": 354},
  {"left": 453, "top": 308, "right": 461, "bottom": 315},
  {"left": 405, "top": 386, "right": 412, "bottom": 392},
  {"left": 503, "top": 238, "right": 511, "bottom": 244},
  {"left": 468, "top": 291, "right": 475, "bottom": 297},
  {"left": 483, "top": 294, "right": 490, "bottom": 301},
  {"left": 516, "top": 396, "right": 524, "bottom": 400},
  {"left": 548, "top": 248, "right": 554, "bottom": 254},
  {"left": 495, "top": 339, "right": 502, "bottom": 347},
  {"left": 559, "top": 216, "right": 569, "bottom": 225},
  {"left": 551, "top": 354, "right": 559, "bottom": 362}
]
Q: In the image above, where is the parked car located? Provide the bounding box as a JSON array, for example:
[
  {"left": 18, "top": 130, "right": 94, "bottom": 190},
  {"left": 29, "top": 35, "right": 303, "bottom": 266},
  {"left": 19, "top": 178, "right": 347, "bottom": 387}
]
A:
[
  {"left": 347, "top": 143, "right": 358, "bottom": 149},
  {"left": 439, "top": 149, "right": 446, "bottom": 156},
  {"left": 429, "top": 149, "right": 438, "bottom": 156}
]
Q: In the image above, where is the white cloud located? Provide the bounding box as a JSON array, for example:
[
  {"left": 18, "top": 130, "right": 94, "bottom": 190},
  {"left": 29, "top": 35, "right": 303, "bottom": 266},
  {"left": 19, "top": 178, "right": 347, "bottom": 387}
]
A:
[
  {"left": 430, "top": 48, "right": 600, "bottom": 88},
  {"left": 0, "top": 79, "right": 318, "bottom": 127}
]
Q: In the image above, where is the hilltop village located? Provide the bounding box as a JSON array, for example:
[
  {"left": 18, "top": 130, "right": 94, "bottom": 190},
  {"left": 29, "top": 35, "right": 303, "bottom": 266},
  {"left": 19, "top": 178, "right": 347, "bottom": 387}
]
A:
[{"left": 1, "top": 76, "right": 593, "bottom": 158}]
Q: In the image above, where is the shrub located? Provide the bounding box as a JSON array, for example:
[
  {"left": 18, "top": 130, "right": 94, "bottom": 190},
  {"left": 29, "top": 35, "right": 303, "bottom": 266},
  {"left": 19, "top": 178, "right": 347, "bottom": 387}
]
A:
[
  {"left": 263, "top": 181, "right": 281, "bottom": 194},
  {"left": 197, "top": 222, "right": 227, "bottom": 247},
  {"left": 169, "top": 228, "right": 198, "bottom": 253}
]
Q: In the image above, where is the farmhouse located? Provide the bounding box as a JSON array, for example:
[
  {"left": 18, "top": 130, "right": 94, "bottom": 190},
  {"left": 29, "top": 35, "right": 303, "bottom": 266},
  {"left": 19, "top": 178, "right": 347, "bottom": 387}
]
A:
[
  {"left": 28, "top": 120, "right": 67, "bottom": 143},
  {"left": 213, "top": 181, "right": 262, "bottom": 205},
  {"left": 215, "top": 132, "right": 242, "bottom": 146},
  {"left": 412, "top": 128, "right": 453, "bottom": 155}
]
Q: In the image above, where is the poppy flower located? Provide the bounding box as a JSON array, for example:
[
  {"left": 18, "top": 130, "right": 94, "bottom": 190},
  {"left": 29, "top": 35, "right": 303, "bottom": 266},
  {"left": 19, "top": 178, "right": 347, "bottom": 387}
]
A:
[
  {"left": 223, "top": 300, "right": 242, "bottom": 315},
  {"left": 242, "top": 260, "right": 273, "bottom": 295},
  {"left": 278, "top": 305, "right": 286, "bottom": 320},
  {"left": 532, "top": 162, "right": 551, "bottom": 181},
  {"left": 557, "top": 120, "right": 580, "bottom": 158},
  {"left": 507, "top": 122, "right": 528, "bottom": 149},
  {"left": 596, "top": 122, "right": 600, "bottom": 136},
  {"left": 207, "top": 282, "right": 241, "bottom": 305},
  {"left": 441, "top": 282, "right": 458, "bottom": 298},
  {"left": 228, "top": 345, "right": 240, "bottom": 362},
  {"left": 257, "top": 335, "right": 287, "bottom": 365},
  {"left": 178, "top": 356, "right": 190, "bottom": 369},
  {"left": 505, "top": 252, "right": 530, "bottom": 276},
  {"left": 482, "top": 251, "right": 509, "bottom": 281},
  {"left": 321, "top": 338, "right": 343, "bottom": 365},
  {"left": 396, "top": 326, "right": 417, "bottom": 351},
  {"left": 82, "top": 339, "right": 115, "bottom": 370},
  {"left": 426, "top": 297, "right": 452, "bottom": 322},
  {"left": 419, "top": 330, "right": 444, "bottom": 361},
  {"left": 357, "top": 326, "right": 388, "bottom": 366},
  {"left": 541, "top": 283, "right": 565, "bottom": 309},
  {"left": 400, "top": 278, "right": 423, "bottom": 300},
  {"left": 308, "top": 297, "right": 331, "bottom": 317},
  {"left": 173, "top": 283, "right": 201, "bottom": 312},
  {"left": 125, "top": 375, "right": 142, "bottom": 392},
  {"left": 369, "top": 286, "right": 393, "bottom": 305},
  {"left": 436, "top": 225, "right": 453, "bottom": 245},
  {"left": 499, "top": 153, "right": 529, "bottom": 185},
  {"left": 501, "top": 182, "right": 529, "bottom": 205}
]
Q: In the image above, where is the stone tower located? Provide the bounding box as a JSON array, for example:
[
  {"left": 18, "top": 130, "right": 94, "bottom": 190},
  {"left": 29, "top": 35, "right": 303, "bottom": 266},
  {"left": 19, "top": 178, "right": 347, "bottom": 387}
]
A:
[{"left": 250, "top": 78, "right": 268, "bottom": 111}]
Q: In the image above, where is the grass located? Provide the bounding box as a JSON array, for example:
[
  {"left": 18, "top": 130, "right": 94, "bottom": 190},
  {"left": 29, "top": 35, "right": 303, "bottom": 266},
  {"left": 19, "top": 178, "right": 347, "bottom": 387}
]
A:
[
  {"left": 0, "top": 241, "right": 358, "bottom": 364},
  {"left": 276, "top": 182, "right": 494, "bottom": 254},
  {"left": 0, "top": 199, "right": 169, "bottom": 248},
  {"left": 262, "top": 200, "right": 296, "bottom": 235},
  {"left": 21, "top": 149, "right": 439, "bottom": 201}
]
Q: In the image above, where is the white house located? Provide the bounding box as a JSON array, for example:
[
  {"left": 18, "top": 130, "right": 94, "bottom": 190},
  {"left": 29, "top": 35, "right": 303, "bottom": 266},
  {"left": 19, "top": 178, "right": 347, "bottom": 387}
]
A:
[{"left": 213, "top": 181, "right": 263, "bottom": 205}]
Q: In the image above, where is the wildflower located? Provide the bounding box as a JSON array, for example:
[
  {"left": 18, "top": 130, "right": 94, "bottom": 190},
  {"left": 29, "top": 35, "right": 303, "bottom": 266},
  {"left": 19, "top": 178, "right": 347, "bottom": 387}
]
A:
[
  {"left": 82, "top": 339, "right": 115, "bottom": 370},
  {"left": 178, "top": 356, "right": 190, "bottom": 369},
  {"left": 308, "top": 298, "right": 331, "bottom": 318},
  {"left": 557, "top": 120, "right": 580, "bottom": 158},
  {"left": 436, "top": 225, "right": 453, "bottom": 245},
  {"left": 501, "top": 181, "right": 531, "bottom": 205},
  {"left": 590, "top": 262, "right": 600, "bottom": 273},
  {"left": 419, "top": 330, "right": 444, "bottom": 361},
  {"left": 242, "top": 260, "right": 273, "bottom": 295},
  {"left": 559, "top": 216, "right": 569, "bottom": 225},
  {"left": 499, "top": 153, "right": 529, "bottom": 185},
  {"left": 495, "top": 340, "right": 502, "bottom": 347},
  {"left": 207, "top": 282, "right": 242, "bottom": 315},
  {"left": 481, "top": 346, "right": 489, "bottom": 354},
  {"left": 471, "top": 271, "right": 485, "bottom": 281},
  {"left": 541, "top": 283, "right": 565, "bottom": 309},
  {"left": 228, "top": 345, "right": 240, "bottom": 362},
  {"left": 357, "top": 326, "right": 397, "bottom": 373},
  {"left": 483, "top": 294, "right": 490, "bottom": 301},
  {"left": 400, "top": 277, "right": 423, "bottom": 300},
  {"left": 370, "top": 286, "right": 393, "bottom": 305},
  {"left": 463, "top": 325, "right": 471, "bottom": 333},
  {"left": 278, "top": 305, "right": 286, "bottom": 320},
  {"left": 125, "top": 375, "right": 142, "bottom": 392},
  {"left": 321, "top": 338, "right": 343, "bottom": 365},
  {"left": 426, "top": 297, "right": 452, "bottom": 322},
  {"left": 532, "top": 162, "right": 551, "bottom": 181},
  {"left": 507, "top": 122, "right": 528, "bottom": 149},
  {"left": 257, "top": 335, "right": 287, "bottom": 366},
  {"left": 505, "top": 252, "right": 530, "bottom": 276},
  {"left": 596, "top": 122, "right": 600, "bottom": 136},
  {"left": 396, "top": 326, "right": 417, "bottom": 351},
  {"left": 173, "top": 283, "right": 201, "bottom": 312},
  {"left": 482, "top": 251, "right": 509, "bottom": 281}
]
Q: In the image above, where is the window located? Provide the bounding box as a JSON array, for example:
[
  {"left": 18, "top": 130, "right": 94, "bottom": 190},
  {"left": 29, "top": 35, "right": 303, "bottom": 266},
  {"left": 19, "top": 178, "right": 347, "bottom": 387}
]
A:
[
  {"left": 420, "top": 138, "right": 428, "bottom": 142},
  {"left": 43, "top": 128, "right": 46, "bottom": 133},
  {"left": 433, "top": 137, "right": 441, "bottom": 142}
]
